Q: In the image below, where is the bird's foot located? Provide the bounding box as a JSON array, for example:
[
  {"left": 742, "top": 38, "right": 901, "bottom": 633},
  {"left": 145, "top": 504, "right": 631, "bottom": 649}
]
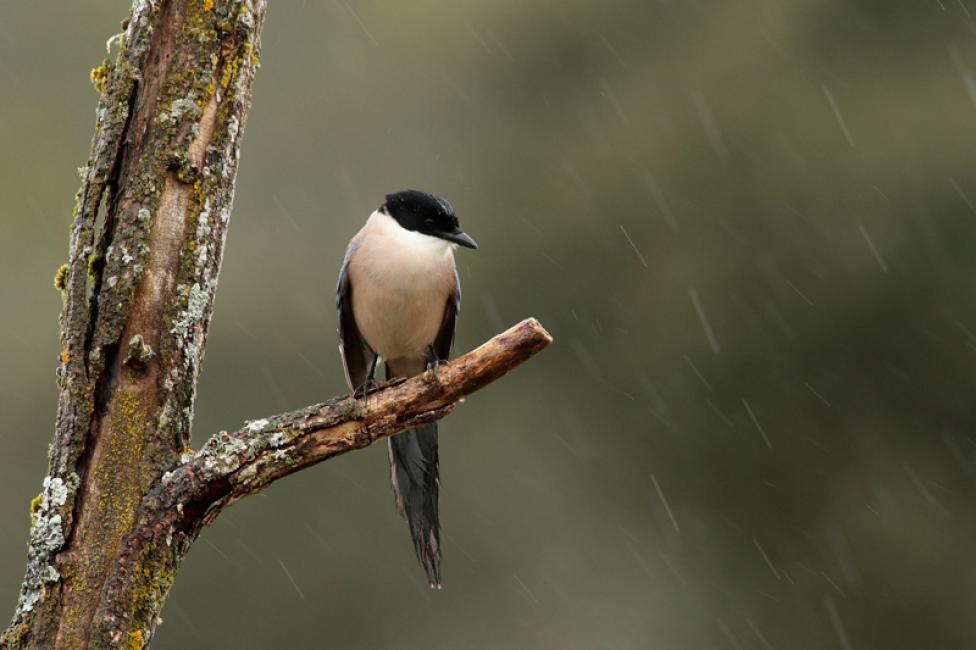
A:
[
  {"left": 353, "top": 378, "right": 379, "bottom": 399},
  {"left": 424, "top": 357, "right": 448, "bottom": 382}
]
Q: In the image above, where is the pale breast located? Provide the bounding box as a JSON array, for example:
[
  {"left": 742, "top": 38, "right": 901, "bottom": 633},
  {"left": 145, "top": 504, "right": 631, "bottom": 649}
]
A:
[{"left": 346, "top": 213, "right": 457, "bottom": 364}]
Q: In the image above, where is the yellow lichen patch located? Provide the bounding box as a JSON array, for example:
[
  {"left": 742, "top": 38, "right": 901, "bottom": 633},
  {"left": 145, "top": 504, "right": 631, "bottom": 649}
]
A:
[
  {"left": 53, "top": 389, "right": 153, "bottom": 644},
  {"left": 89, "top": 60, "right": 110, "bottom": 93},
  {"left": 111, "top": 391, "right": 150, "bottom": 478},
  {"left": 89, "top": 389, "right": 151, "bottom": 545},
  {"left": 88, "top": 253, "right": 103, "bottom": 279},
  {"left": 176, "top": 167, "right": 195, "bottom": 184},
  {"left": 124, "top": 544, "right": 178, "bottom": 640},
  {"left": 54, "top": 263, "right": 69, "bottom": 292},
  {"left": 203, "top": 0, "right": 214, "bottom": 11},
  {"left": 220, "top": 49, "right": 244, "bottom": 89},
  {"left": 61, "top": 348, "right": 71, "bottom": 364},
  {"left": 127, "top": 629, "right": 146, "bottom": 650},
  {"left": 29, "top": 493, "right": 43, "bottom": 522},
  {"left": 219, "top": 63, "right": 233, "bottom": 89}
]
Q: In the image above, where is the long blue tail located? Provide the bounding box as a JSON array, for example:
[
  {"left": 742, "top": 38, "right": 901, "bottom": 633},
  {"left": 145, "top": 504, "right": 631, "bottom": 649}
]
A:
[{"left": 388, "top": 423, "right": 441, "bottom": 587}]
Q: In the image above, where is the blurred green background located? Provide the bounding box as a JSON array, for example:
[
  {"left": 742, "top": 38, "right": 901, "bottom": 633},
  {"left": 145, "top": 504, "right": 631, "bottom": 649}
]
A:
[{"left": 3, "top": 1, "right": 976, "bottom": 648}]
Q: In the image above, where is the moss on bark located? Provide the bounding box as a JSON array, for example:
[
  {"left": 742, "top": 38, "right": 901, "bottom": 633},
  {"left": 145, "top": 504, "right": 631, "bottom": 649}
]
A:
[{"left": 3, "top": 1, "right": 267, "bottom": 647}]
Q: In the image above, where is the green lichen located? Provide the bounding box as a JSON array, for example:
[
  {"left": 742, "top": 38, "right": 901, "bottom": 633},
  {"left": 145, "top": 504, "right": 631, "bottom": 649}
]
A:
[
  {"left": 123, "top": 335, "right": 155, "bottom": 369},
  {"left": 11, "top": 474, "right": 74, "bottom": 630},
  {"left": 53, "top": 264, "right": 69, "bottom": 292}
]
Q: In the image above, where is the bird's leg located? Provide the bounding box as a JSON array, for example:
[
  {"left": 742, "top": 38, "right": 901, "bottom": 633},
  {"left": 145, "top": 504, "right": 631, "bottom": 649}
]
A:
[
  {"left": 424, "top": 346, "right": 448, "bottom": 381},
  {"left": 354, "top": 354, "right": 380, "bottom": 398},
  {"left": 354, "top": 378, "right": 378, "bottom": 398}
]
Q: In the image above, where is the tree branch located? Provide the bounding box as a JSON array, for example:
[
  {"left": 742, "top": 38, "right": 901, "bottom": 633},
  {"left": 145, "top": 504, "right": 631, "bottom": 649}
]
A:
[
  {"left": 185, "top": 317, "right": 550, "bottom": 516},
  {"left": 91, "top": 319, "right": 552, "bottom": 646}
]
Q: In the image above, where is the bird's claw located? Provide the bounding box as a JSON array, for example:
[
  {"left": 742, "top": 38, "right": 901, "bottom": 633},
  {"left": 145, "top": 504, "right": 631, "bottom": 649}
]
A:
[
  {"left": 424, "top": 357, "right": 448, "bottom": 382},
  {"left": 354, "top": 379, "right": 379, "bottom": 398}
]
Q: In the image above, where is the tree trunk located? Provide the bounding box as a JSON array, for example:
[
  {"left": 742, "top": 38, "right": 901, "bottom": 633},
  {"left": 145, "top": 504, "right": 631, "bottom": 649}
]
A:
[
  {"left": 3, "top": 1, "right": 267, "bottom": 646},
  {"left": 1, "top": 2, "right": 553, "bottom": 647}
]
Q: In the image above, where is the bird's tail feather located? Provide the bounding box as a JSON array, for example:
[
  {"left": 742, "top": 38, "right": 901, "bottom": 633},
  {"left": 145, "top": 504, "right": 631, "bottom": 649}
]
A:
[
  {"left": 388, "top": 424, "right": 441, "bottom": 587},
  {"left": 386, "top": 359, "right": 442, "bottom": 588}
]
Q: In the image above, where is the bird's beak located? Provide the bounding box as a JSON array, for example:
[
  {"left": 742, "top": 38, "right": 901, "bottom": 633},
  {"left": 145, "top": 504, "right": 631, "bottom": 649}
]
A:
[{"left": 441, "top": 228, "right": 478, "bottom": 249}]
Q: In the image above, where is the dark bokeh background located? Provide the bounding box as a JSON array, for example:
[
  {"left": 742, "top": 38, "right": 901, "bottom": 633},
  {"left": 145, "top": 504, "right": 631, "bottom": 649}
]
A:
[{"left": 3, "top": 1, "right": 976, "bottom": 648}]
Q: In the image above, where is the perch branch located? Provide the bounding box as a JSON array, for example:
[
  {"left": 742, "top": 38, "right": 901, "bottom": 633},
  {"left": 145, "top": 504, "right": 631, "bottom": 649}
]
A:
[
  {"left": 128, "top": 318, "right": 550, "bottom": 527},
  {"left": 91, "top": 319, "right": 552, "bottom": 640},
  {"left": 188, "top": 317, "right": 551, "bottom": 513}
]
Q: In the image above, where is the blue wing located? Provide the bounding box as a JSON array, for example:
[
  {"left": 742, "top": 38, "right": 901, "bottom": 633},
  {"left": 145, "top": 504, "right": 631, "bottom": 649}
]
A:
[
  {"left": 337, "top": 242, "right": 376, "bottom": 390},
  {"left": 430, "top": 267, "right": 461, "bottom": 363}
]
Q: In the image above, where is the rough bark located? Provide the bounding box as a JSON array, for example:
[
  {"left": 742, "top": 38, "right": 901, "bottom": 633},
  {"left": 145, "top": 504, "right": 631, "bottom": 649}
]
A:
[
  {"left": 4, "top": 0, "right": 267, "bottom": 647},
  {"left": 2, "top": 2, "right": 553, "bottom": 647},
  {"left": 94, "top": 318, "right": 552, "bottom": 646}
]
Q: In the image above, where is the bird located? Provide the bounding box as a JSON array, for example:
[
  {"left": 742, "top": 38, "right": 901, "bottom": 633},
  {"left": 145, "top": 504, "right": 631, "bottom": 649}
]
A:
[{"left": 336, "top": 189, "right": 477, "bottom": 588}]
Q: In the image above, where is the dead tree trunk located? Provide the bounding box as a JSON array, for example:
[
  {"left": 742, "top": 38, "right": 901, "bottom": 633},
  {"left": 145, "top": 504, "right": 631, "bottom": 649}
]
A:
[{"left": 1, "top": 2, "right": 552, "bottom": 648}]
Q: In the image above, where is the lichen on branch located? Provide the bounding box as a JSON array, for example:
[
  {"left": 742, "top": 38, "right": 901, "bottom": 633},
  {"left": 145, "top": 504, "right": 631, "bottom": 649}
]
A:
[{"left": 93, "top": 318, "right": 552, "bottom": 641}]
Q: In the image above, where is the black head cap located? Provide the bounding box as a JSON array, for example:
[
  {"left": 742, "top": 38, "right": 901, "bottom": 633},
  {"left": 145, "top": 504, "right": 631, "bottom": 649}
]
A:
[{"left": 381, "top": 189, "right": 477, "bottom": 249}]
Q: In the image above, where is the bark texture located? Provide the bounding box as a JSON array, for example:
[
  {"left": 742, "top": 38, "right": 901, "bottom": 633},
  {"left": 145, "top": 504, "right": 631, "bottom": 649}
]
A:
[
  {"left": 97, "top": 317, "right": 552, "bottom": 640},
  {"left": 4, "top": 0, "right": 267, "bottom": 647}
]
